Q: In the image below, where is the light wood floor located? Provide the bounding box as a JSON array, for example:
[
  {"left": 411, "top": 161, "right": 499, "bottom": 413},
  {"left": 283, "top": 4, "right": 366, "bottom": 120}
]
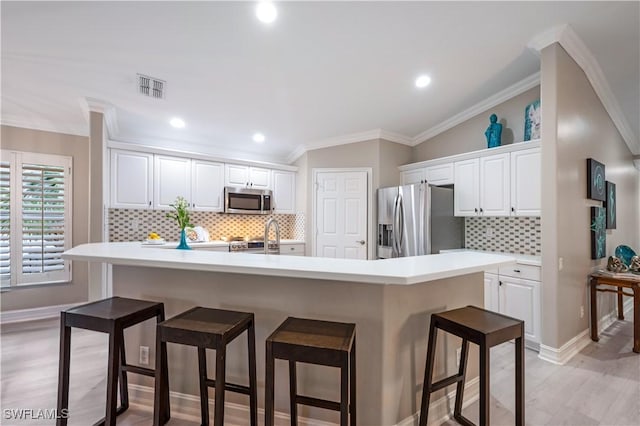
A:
[{"left": 1, "top": 317, "right": 638, "bottom": 425}]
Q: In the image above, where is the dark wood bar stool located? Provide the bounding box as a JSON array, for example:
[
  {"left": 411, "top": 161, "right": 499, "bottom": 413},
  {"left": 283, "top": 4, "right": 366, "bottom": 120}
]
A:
[
  {"left": 56, "top": 296, "right": 168, "bottom": 426},
  {"left": 153, "top": 307, "right": 257, "bottom": 426},
  {"left": 418, "top": 306, "right": 524, "bottom": 426},
  {"left": 265, "top": 317, "right": 356, "bottom": 426}
]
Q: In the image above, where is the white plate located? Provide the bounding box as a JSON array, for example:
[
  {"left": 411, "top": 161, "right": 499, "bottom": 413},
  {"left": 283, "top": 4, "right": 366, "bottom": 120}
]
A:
[{"left": 143, "top": 239, "right": 165, "bottom": 245}]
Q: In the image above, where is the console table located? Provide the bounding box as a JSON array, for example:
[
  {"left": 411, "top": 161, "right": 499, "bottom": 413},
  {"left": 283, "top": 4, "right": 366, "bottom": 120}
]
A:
[{"left": 589, "top": 271, "right": 640, "bottom": 353}]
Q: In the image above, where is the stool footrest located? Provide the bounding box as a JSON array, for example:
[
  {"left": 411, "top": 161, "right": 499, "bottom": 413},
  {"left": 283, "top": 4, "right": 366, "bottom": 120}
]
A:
[
  {"left": 295, "top": 395, "right": 341, "bottom": 411},
  {"left": 430, "top": 373, "right": 464, "bottom": 392},
  {"left": 453, "top": 413, "right": 475, "bottom": 426},
  {"left": 122, "top": 364, "right": 155, "bottom": 378},
  {"left": 204, "top": 379, "right": 251, "bottom": 396}
]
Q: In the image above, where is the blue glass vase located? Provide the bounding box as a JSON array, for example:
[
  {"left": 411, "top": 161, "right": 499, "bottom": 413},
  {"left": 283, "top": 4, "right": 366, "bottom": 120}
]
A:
[{"left": 176, "top": 228, "right": 191, "bottom": 250}]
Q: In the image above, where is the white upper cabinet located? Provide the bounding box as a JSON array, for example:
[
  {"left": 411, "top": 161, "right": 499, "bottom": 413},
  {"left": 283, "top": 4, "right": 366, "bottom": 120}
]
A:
[
  {"left": 192, "top": 160, "right": 224, "bottom": 212},
  {"left": 110, "top": 150, "right": 153, "bottom": 209},
  {"left": 425, "top": 163, "right": 454, "bottom": 185},
  {"left": 401, "top": 169, "right": 425, "bottom": 185},
  {"left": 154, "top": 156, "right": 192, "bottom": 210},
  {"left": 511, "top": 148, "right": 541, "bottom": 216},
  {"left": 249, "top": 167, "right": 271, "bottom": 189},
  {"left": 479, "top": 153, "right": 510, "bottom": 216},
  {"left": 225, "top": 165, "right": 271, "bottom": 189},
  {"left": 272, "top": 170, "right": 296, "bottom": 214},
  {"left": 454, "top": 158, "right": 480, "bottom": 216},
  {"left": 400, "top": 163, "right": 453, "bottom": 186}
]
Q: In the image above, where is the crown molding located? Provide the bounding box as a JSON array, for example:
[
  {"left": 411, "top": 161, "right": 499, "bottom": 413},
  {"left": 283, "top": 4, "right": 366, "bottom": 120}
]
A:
[
  {"left": 528, "top": 24, "right": 639, "bottom": 155},
  {"left": 82, "top": 97, "right": 119, "bottom": 137},
  {"left": 413, "top": 72, "right": 540, "bottom": 145},
  {"left": 0, "top": 116, "right": 88, "bottom": 138}
]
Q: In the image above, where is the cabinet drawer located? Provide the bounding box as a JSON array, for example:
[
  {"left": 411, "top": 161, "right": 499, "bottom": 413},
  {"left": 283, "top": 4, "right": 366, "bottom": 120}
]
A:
[
  {"left": 498, "top": 263, "right": 541, "bottom": 281},
  {"left": 281, "top": 244, "right": 304, "bottom": 255}
]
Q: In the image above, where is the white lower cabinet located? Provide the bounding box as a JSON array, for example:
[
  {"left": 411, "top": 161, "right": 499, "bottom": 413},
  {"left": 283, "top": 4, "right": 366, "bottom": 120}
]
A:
[
  {"left": 280, "top": 243, "right": 305, "bottom": 256},
  {"left": 484, "top": 263, "right": 541, "bottom": 348}
]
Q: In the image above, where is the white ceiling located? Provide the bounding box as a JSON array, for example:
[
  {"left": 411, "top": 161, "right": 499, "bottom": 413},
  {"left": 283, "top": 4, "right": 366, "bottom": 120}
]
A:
[{"left": 2, "top": 2, "right": 638, "bottom": 163}]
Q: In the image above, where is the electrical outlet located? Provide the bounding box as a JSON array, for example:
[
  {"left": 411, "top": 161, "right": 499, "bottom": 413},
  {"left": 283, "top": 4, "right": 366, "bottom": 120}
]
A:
[
  {"left": 559, "top": 257, "right": 564, "bottom": 271},
  {"left": 485, "top": 227, "right": 494, "bottom": 237},
  {"left": 456, "top": 347, "right": 462, "bottom": 367},
  {"left": 580, "top": 306, "right": 584, "bottom": 319},
  {"left": 131, "top": 219, "right": 140, "bottom": 232},
  {"left": 139, "top": 346, "right": 149, "bottom": 365}
]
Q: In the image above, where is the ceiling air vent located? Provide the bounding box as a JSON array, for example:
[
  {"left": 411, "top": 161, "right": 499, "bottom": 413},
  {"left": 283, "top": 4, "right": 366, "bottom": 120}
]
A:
[{"left": 137, "top": 74, "right": 165, "bottom": 99}]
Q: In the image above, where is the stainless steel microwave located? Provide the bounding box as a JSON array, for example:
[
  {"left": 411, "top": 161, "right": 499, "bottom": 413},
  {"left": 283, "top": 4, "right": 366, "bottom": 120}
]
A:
[{"left": 224, "top": 186, "right": 272, "bottom": 214}]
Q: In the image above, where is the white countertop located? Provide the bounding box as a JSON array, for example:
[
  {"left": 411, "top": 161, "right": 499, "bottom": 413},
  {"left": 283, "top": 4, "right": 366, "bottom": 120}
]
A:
[
  {"left": 440, "top": 249, "right": 541, "bottom": 266},
  {"left": 64, "top": 242, "right": 516, "bottom": 285}
]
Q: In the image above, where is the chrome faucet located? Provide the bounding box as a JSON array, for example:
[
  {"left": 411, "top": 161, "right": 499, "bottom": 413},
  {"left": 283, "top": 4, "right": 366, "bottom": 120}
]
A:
[{"left": 264, "top": 217, "right": 280, "bottom": 255}]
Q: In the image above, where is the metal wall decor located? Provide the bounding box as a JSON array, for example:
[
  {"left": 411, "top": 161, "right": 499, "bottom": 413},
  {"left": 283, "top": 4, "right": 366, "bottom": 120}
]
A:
[
  {"left": 604, "top": 181, "right": 616, "bottom": 229},
  {"left": 587, "top": 158, "right": 606, "bottom": 201},
  {"left": 590, "top": 207, "right": 606, "bottom": 259}
]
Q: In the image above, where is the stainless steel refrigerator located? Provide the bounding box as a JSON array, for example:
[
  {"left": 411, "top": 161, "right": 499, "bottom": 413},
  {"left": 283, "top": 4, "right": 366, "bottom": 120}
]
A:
[{"left": 377, "top": 183, "right": 464, "bottom": 258}]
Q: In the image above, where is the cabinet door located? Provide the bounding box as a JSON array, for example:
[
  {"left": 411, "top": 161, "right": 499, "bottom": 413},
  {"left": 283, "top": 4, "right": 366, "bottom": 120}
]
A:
[
  {"left": 110, "top": 150, "right": 153, "bottom": 209},
  {"left": 273, "top": 170, "right": 295, "bottom": 214},
  {"left": 484, "top": 273, "right": 500, "bottom": 312},
  {"left": 249, "top": 167, "right": 271, "bottom": 189},
  {"left": 192, "top": 161, "right": 224, "bottom": 212},
  {"left": 154, "top": 156, "right": 192, "bottom": 210},
  {"left": 225, "top": 164, "right": 249, "bottom": 187},
  {"left": 500, "top": 276, "right": 541, "bottom": 344},
  {"left": 425, "top": 163, "right": 454, "bottom": 185},
  {"left": 511, "top": 148, "right": 541, "bottom": 216},
  {"left": 401, "top": 169, "right": 425, "bottom": 185},
  {"left": 453, "top": 158, "right": 479, "bottom": 216},
  {"left": 480, "top": 153, "right": 510, "bottom": 216}
]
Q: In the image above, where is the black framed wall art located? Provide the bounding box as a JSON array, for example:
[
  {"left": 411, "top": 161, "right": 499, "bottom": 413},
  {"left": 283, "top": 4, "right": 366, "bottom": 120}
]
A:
[
  {"left": 587, "top": 158, "right": 606, "bottom": 201},
  {"left": 604, "top": 181, "right": 616, "bottom": 229}
]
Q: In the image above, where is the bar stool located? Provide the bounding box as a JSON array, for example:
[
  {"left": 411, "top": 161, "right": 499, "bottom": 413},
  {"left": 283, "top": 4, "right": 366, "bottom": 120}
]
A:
[
  {"left": 56, "top": 296, "right": 168, "bottom": 426},
  {"left": 418, "top": 305, "right": 524, "bottom": 426},
  {"left": 265, "top": 317, "right": 356, "bottom": 426},
  {"left": 153, "top": 307, "right": 257, "bottom": 426}
]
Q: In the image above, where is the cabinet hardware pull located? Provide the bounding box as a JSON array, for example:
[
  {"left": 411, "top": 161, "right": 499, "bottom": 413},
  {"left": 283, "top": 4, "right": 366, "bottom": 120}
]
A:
[
  {"left": 514, "top": 269, "right": 521, "bottom": 273},
  {"left": 474, "top": 208, "right": 478, "bottom": 213},
  {"left": 511, "top": 207, "right": 515, "bottom": 212},
  {"left": 148, "top": 201, "right": 151, "bottom": 207},
  {"left": 479, "top": 207, "right": 483, "bottom": 213},
  {"left": 499, "top": 281, "right": 502, "bottom": 286}
]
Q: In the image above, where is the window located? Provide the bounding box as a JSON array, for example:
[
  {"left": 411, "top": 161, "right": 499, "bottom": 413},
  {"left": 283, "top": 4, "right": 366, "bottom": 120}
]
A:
[{"left": 0, "top": 150, "right": 72, "bottom": 288}]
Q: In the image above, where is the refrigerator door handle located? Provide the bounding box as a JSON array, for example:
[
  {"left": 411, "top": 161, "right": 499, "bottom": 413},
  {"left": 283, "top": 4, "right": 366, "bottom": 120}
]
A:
[
  {"left": 396, "top": 193, "right": 405, "bottom": 254},
  {"left": 392, "top": 194, "right": 400, "bottom": 256}
]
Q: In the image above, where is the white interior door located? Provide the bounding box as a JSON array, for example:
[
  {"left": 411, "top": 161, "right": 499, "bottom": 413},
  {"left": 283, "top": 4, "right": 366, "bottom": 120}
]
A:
[{"left": 315, "top": 171, "right": 368, "bottom": 259}]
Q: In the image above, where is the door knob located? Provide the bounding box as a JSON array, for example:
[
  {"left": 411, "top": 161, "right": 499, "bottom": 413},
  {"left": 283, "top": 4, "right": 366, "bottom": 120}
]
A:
[{"left": 357, "top": 240, "right": 365, "bottom": 245}]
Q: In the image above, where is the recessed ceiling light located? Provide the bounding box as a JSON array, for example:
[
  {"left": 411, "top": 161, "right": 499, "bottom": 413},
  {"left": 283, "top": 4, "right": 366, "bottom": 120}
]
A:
[
  {"left": 170, "top": 117, "right": 185, "bottom": 128},
  {"left": 253, "top": 133, "right": 266, "bottom": 143},
  {"left": 256, "top": 1, "right": 277, "bottom": 24},
  {"left": 415, "top": 75, "right": 432, "bottom": 88}
]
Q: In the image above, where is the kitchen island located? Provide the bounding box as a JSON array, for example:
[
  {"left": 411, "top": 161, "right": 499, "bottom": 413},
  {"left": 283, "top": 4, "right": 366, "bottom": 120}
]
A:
[{"left": 64, "top": 243, "right": 516, "bottom": 425}]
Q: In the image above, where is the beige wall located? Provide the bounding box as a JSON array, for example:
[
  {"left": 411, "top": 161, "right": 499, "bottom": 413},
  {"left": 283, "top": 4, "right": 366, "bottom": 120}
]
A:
[
  {"left": 541, "top": 44, "right": 640, "bottom": 348},
  {"left": 412, "top": 87, "right": 541, "bottom": 161},
  {"left": 298, "top": 139, "right": 412, "bottom": 256},
  {"left": 0, "top": 125, "right": 90, "bottom": 311}
]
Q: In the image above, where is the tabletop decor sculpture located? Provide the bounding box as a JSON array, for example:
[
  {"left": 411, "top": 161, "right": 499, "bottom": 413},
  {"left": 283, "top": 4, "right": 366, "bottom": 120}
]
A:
[
  {"left": 485, "top": 113, "right": 502, "bottom": 148},
  {"left": 630, "top": 255, "right": 640, "bottom": 273},
  {"left": 607, "top": 256, "right": 628, "bottom": 273}
]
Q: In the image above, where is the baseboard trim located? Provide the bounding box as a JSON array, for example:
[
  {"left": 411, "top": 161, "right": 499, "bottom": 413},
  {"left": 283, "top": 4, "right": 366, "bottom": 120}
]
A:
[
  {"left": 128, "top": 384, "right": 336, "bottom": 426},
  {"left": 130, "top": 377, "right": 480, "bottom": 426},
  {"left": 396, "top": 377, "right": 480, "bottom": 426},
  {"left": 538, "top": 298, "right": 633, "bottom": 365},
  {"left": 0, "top": 302, "right": 82, "bottom": 324}
]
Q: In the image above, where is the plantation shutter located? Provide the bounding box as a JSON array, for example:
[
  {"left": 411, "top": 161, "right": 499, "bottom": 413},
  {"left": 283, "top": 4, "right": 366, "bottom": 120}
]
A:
[
  {"left": 0, "top": 151, "right": 72, "bottom": 287},
  {"left": 0, "top": 161, "right": 10, "bottom": 287}
]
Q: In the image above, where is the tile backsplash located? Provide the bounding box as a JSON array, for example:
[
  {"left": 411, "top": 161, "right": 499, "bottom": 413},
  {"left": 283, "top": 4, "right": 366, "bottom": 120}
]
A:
[
  {"left": 108, "top": 208, "right": 296, "bottom": 242},
  {"left": 465, "top": 216, "right": 541, "bottom": 255}
]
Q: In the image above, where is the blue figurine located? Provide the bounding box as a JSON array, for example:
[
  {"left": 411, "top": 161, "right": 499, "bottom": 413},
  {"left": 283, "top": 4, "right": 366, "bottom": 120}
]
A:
[{"left": 485, "top": 114, "right": 502, "bottom": 148}]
